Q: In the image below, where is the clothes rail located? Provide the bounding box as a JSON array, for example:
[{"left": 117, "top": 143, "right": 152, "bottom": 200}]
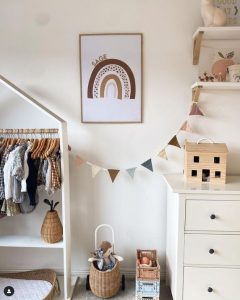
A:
[{"left": 0, "top": 129, "right": 58, "bottom": 134}]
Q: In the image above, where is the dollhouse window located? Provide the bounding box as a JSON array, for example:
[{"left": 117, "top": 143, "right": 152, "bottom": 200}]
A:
[
  {"left": 192, "top": 170, "right": 197, "bottom": 177},
  {"left": 214, "top": 157, "right": 220, "bottom": 164},
  {"left": 202, "top": 169, "right": 210, "bottom": 182},
  {"left": 194, "top": 156, "right": 199, "bottom": 163},
  {"left": 215, "top": 171, "right": 221, "bottom": 178}
]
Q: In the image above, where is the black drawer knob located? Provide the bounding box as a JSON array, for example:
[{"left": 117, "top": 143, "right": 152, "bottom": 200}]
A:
[
  {"left": 210, "top": 214, "right": 216, "bottom": 219},
  {"left": 209, "top": 249, "right": 215, "bottom": 254},
  {"left": 208, "top": 287, "right": 213, "bottom": 293}
]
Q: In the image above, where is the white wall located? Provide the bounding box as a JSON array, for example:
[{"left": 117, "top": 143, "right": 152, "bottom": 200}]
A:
[{"left": 0, "top": 0, "right": 240, "bottom": 277}]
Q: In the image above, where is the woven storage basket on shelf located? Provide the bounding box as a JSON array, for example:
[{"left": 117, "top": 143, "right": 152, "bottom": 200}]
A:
[
  {"left": 0, "top": 269, "right": 59, "bottom": 300},
  {"left": 41, "top": 211, "right": 63, "bottom": 243},
  {"left": 90, "top": 261, "right": 121, "bottom": 298}
]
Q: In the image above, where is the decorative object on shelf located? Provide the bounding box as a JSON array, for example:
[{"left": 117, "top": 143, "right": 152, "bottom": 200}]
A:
[
  {"left": 87, "top": 224, "right": 124, "bottom": 298},
  {"left": 184, "top": 139, "right": 228, "bottom": 184},
  {"left": 136, "top": 249, "right": 160, "bottom": 300},
  {"left": 79, "top": 33, "right": 143, "bottom": 123},
  {"left": 214, "top": 0, "right": 240, "bottom": 25},
  {"left": 228, "top": 64, "right": 240, "bottom": 82},
  {"left": 41, "top": 199, "right": 63, "bottom": 244},
  {"left": 212, "top": 51, "right": 235, "bottom": 81},
  {"left": 0, "top": 269, "right": 59, "bottom": 300},
  {"left": 199, "top": 72, "right": 214, "bottom": 82},
  {"left": 201, "top": 0, "right": 227, "bottom": 26}
]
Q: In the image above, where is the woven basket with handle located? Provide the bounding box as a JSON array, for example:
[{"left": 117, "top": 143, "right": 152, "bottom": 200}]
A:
[{"left": 89, "top": 224, "right": 121, "bottom": 298}]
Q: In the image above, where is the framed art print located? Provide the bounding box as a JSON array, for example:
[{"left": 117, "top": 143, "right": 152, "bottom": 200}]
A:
[{"left": 79, "top": 33, "right": 143, "bottom": 123}]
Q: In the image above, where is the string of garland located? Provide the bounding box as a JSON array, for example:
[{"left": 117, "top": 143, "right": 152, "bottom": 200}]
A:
[{"left": 75, "top": 99, "right": 204, "bottom": 182}]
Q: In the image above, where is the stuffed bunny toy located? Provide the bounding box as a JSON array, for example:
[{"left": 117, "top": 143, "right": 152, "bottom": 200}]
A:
[{"left": 201, "top": 0, "right": 227, "bottom": 26}]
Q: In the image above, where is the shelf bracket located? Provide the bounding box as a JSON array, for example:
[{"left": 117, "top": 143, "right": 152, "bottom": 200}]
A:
[
  {"left": 193, "top": 31, "right": 204, "bottom": 65},
  {"left": 192, "top": 86, "right": 202, "bottom": 102}
]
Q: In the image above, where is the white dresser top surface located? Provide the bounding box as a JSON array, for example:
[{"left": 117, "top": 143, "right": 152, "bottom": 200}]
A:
[{"left": 163, "top": 174, "right": 240, "bottom": 195}]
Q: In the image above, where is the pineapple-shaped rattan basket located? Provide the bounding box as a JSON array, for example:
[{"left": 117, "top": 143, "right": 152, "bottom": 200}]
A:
[{"left": 41, "top": 199, "right": 63, "bottom": 244}]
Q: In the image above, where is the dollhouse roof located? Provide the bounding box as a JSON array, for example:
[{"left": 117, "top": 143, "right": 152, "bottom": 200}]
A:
[{"left": 186, "top": 142, "right": 228, "bottom": 154}]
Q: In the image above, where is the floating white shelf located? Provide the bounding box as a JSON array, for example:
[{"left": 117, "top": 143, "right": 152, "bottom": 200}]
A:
[
  {"left": 192, "top": 81, "right": 240, "bottom": 90},
  {"left": 193, "top": 26, "right": 240, "bottom": 41},
  {"left": 192, "top": 26, "right": 240, "bottom": 65},
  {"left": 0, "top": 235, "right": 64, "bottom": 248}
]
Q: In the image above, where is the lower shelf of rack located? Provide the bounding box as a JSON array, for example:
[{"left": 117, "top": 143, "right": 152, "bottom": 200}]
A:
[{"left": 0, "top": 235, "right": 64, "bottom": 248}]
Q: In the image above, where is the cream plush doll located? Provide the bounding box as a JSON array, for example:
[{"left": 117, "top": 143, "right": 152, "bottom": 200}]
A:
[{"left": 201, "top": 0, "right": 227, "bottom": 26}]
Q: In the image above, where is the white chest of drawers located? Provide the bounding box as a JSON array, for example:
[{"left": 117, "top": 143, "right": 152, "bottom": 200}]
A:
[{"left": 164, "top": 174, "right": 240, "bottom": 300}]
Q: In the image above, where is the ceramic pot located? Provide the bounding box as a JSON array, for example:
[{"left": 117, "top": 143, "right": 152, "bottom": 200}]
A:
[
  {"left": 41, "top": 210, "right": 63, "bottom": 243},
  {"left": 212, "top": 58, "right": 234, "bottom": 81}
]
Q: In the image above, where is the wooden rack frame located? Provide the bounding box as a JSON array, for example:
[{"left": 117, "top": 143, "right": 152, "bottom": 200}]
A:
[{"left": 0, "top": 75, "right": 77, "bottom": 300}]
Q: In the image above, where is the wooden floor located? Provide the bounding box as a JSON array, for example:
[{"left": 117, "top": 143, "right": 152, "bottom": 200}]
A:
[{"left": 68, "top": 278, "right": 173, "bottom": 300}]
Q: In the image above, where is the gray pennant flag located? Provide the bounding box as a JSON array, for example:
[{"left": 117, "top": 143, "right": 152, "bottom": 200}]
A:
[
  {"left": 126, "top": 167, "right": 137, "bottom": 179},
  {"left": 141, "top": 159, "right": 153, "bottom": 172}
]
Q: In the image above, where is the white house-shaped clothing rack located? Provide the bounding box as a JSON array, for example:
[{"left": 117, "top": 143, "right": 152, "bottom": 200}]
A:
[{"left": 0, "top": 74, "right": 76, "bottom": 300}]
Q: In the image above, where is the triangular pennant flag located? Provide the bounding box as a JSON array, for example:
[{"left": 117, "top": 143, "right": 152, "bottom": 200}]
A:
[
  {"left": 91, "top": 164, "right": 101, "bottom": 178},
  {"left": 76, "top": 155, "right": 85, "bottom": 167},
  {"left": 180, "top": 120, "right": 192, "bottom": 133},
  {"left": 158, "top": 149, "right": 168, "bottom": 160},
  {"left": 168, "top": 135, "right": 181, "bottom": 148},
  {"left": 126, "top": 167, "right": 137, "bottom": 179},
  {"left": 108, "top": 169, "right": 120, "bottom": 182},
  {"left": 141, "top": 159, "right": 153, "bottom": 172},
  {"left": 189, "top": 103, "right": 204, "bottom": 116}
]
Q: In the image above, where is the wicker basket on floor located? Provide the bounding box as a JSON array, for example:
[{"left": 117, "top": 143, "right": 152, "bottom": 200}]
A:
[
  {"left": 90, "top": 261, "right": 121, "bottom": 298},
  {"left": 89, "top": 224, "right": 122, "bottom": 298},
  {"left": 0, "top": 269, "right": 60, "bottom": 300}
]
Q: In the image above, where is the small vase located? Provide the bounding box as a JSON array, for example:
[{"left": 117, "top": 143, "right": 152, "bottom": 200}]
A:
[
  {"left": 41, "top": 210, "right": 63, "bottom": 243},
  {"left": 212, "top": 58, "right": 234, "bottom": 81}
]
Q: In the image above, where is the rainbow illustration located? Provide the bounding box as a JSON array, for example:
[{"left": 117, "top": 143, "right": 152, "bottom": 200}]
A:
[{"left": 87, "top": 59, "right": 136, "bottom": 100}]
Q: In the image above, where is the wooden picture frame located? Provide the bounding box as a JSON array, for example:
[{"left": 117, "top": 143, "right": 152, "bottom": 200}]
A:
[{"left": 79, "top": 33, "right": 143, "bottom": 123}]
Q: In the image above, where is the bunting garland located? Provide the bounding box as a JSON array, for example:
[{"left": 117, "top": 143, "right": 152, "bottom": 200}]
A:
[{"left": 75, "top": 97, "right": 205, "bottom": 183}]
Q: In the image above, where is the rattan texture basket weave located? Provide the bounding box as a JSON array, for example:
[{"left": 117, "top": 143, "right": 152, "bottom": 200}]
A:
[
  {"left": 0, "top": 269, "right": 60, "bottom": 300},
  {"left": 41, "top": 211, "right": 63, "bottom": 243},
  {"left": 89, "top": 224, "right": 122, "bottom": 298},
  {"left": 90, "top": 261, "right": 121, "bottom": 298}
]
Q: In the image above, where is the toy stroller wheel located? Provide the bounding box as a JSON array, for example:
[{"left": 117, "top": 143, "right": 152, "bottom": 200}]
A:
[
  {"left": 121, "top": 274, "right": 125, "bottom": 290},
  {"left": 86, "top": 275, "right": 90, "bottom": 290}
]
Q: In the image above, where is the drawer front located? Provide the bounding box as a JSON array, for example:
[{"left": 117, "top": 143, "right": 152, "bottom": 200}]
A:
[
  {"left": 184, "top": 267, "right": 240, "bottom": 300},
  {"left": 184, "top": 234, "right": 240, "bottom": 266},
  {"left": 185, "top": 200, "right": 240, "bottom": 231}
]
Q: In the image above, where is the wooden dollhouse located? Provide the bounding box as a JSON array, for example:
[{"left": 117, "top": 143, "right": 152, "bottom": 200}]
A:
[{"left": 184, "top": 140, "right": 228, "bottom": 184}]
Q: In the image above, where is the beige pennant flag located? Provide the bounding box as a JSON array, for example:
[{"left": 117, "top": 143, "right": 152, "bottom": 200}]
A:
[
  {"left": 180, "top": 120, "right": 192, "bottom": 133},
  {"left": 158, "top": 149, "right": 168, "bottom": 160},
  {"left": 91, "top": 164, "right": 101, "bottom": 178},
  {"left": 76, "top": 155, "right": 85, "bottom": 167}
]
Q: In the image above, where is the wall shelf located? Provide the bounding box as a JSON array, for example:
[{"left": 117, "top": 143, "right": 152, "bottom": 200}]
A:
[
  {"left": 192, "top": 82, "right": 240, "bottom": 90},
  {"left": 191, "top": 82, "right": 240, "bottom": 102},
  {"left": 0, "top": 235, "right": 64, "bottom": 248},
  {"left": 192, "top": 27, "right": 240, "bottom": 65}
]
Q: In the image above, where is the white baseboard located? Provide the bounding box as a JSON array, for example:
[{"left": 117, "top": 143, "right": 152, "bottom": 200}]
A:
[{"left": 0, "top": 267, "right": 166, "bottom": 281}]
